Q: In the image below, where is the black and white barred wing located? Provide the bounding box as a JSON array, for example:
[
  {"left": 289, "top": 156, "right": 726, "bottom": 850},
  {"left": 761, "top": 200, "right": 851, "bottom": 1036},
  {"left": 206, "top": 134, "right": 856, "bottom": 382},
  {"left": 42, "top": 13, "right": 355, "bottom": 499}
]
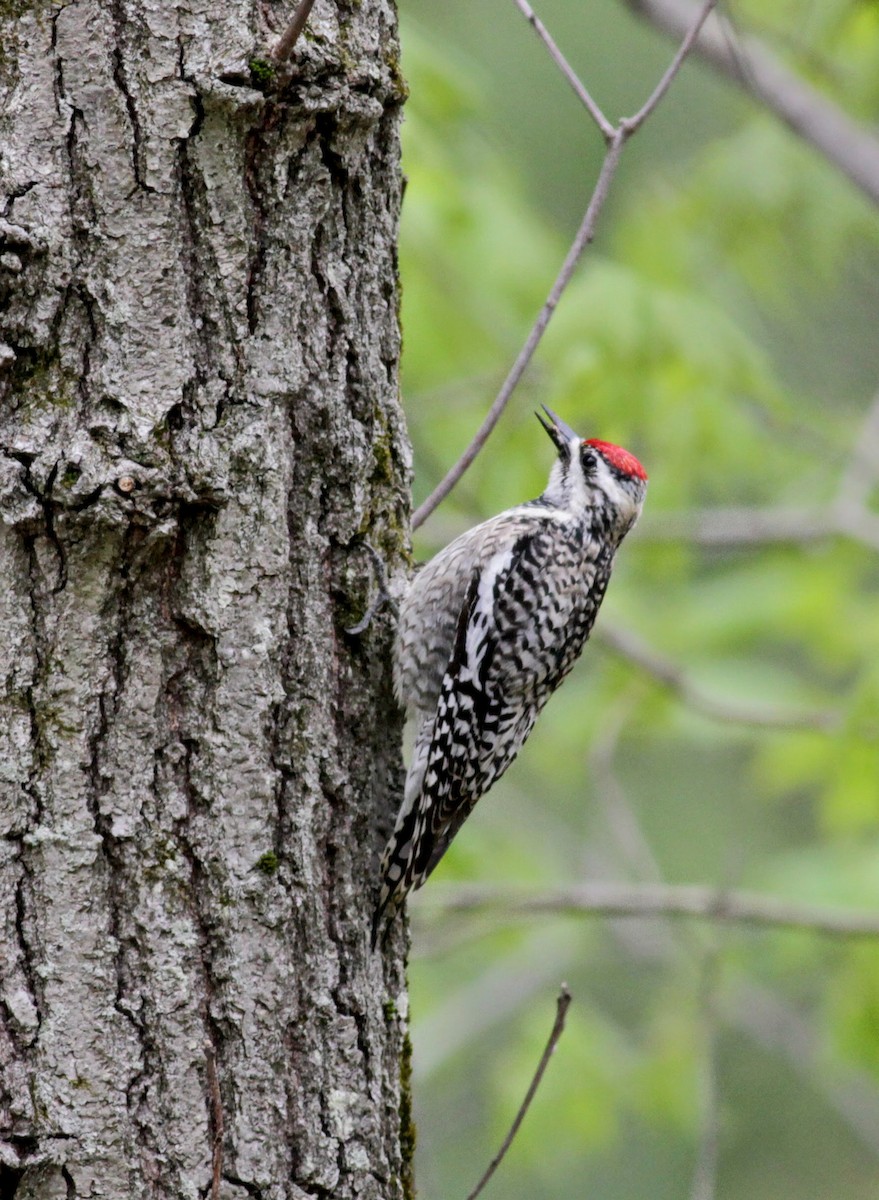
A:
[
  {"left": 412, "top": 528, "right": 569, "bottom": 885},
  {"left": 373, "top": 523, "right": 597, "bottom": 945},
  {"left": 373, "top": 564, "right": 497, "bottom": 928}
]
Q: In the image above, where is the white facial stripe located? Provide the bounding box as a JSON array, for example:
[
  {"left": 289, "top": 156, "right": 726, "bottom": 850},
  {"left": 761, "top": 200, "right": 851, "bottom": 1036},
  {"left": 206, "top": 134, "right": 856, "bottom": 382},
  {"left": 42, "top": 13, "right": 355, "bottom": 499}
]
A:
[
  {"left": 464, "top": 545, "right": 515, "bottom": 672},
  {"left": 592, "top": 452, "right": 642, "bottom": 521},
  {"left": 593, "top": 452, "right": 625, "bottom": 501}
]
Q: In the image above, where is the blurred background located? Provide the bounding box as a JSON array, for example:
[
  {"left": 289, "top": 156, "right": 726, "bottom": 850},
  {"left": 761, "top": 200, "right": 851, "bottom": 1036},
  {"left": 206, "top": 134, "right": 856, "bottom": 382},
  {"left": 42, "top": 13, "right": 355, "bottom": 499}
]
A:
[{"left": 394, "top": 1, "right": 879, "bottom": 1197}]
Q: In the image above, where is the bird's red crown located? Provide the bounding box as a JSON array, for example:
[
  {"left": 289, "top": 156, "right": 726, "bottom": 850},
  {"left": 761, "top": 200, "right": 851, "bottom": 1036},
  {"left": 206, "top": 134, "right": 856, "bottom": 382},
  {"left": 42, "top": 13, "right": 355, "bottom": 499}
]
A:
[{"left": 584, "top": 439, "right": 648, "bottom": 482}]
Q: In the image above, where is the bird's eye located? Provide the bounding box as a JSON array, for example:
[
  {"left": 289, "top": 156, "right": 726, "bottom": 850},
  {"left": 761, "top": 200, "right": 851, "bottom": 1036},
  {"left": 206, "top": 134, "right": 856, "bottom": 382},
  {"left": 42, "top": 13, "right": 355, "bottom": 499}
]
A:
[{"left": 579, "top": 446, "right": 597, "bottom": 473}]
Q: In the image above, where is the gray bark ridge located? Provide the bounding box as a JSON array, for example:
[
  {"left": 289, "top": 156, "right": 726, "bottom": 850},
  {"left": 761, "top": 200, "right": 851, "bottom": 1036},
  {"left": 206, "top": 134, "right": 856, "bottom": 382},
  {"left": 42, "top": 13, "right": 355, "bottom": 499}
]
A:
[{"left": 0, "top": 2, "right": 412, "bottom": 1197}]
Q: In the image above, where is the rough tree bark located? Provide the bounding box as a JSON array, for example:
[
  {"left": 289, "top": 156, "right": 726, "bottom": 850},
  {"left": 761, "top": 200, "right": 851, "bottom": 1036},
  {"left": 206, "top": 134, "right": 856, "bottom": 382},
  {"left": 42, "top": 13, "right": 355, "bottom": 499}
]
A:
[{"left": 0, "top": 2, "right": 412, "bottom": 1197}]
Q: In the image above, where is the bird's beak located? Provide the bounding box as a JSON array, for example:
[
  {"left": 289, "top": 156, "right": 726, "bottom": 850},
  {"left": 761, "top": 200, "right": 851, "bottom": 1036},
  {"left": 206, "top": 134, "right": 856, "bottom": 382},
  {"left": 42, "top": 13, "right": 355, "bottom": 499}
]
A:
[{"left": 535, "top": 406, "right": 579, "bottom": 459}]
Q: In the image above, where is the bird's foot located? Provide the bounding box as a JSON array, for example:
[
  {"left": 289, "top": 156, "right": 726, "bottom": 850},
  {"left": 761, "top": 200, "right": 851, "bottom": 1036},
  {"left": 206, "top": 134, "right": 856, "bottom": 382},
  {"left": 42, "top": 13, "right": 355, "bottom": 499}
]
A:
[{"left": 346, "top": 541, "right": 398, "bottom": 635}]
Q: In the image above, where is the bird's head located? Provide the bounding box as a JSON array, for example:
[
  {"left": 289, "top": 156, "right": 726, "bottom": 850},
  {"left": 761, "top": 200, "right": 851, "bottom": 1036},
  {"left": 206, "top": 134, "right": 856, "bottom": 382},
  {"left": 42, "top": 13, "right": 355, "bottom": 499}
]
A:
[{"left": 536, "top": 406, "right": 647, "bottom": 537}]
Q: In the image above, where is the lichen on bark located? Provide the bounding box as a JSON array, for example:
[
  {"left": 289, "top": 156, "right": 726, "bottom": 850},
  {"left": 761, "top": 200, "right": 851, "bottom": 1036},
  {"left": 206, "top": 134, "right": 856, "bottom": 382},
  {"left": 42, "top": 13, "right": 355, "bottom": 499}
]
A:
[{"left": 0, "top": 2, "right": 412, "bottom": 1197}]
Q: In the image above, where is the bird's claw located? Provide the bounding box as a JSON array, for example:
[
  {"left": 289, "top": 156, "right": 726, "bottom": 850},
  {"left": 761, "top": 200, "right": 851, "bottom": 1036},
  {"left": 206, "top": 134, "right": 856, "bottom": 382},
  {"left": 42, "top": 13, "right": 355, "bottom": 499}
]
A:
[{"left": 346, "top": 541, "right": 398, "bottom": 635}]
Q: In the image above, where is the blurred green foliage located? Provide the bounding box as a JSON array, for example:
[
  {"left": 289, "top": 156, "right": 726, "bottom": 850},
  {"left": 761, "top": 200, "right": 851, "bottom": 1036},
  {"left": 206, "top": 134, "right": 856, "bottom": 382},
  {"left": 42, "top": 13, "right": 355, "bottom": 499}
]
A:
[{"left": 397, "top": 1, "right": 879, "bottom": 1197}]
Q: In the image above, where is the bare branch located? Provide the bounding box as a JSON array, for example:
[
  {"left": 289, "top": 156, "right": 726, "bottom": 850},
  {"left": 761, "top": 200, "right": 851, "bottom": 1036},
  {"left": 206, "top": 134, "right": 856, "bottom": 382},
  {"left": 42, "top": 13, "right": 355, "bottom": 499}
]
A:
[
  {"left": 513, "top": 0, "right": 615, "bottom": 140},
  {"left": 622, "top": 0, "right": 716, "bottom": 133},
  {"left": 624, "top": 0, "right": 879, "bottom": 207},
  {"left": 425, "top": 882, "right": 879, "bottom": 939},
  {"left": 272, "top": 0, "right": 317, "bottom": 63},
  {"left": 596, "top": 623, "right": 838, "bottom": 731},
  {"left": 411, "top": 139, "right": 624, "bottom": 530},
  {"left": 413, "top": 932, "right": 572, "bottom": 1077},
  {"left": 465, "top": 985, "right": 572, "bottom": 1200},
  {"left": 412, "top": 0, "right": 717, "bottom": 530}
]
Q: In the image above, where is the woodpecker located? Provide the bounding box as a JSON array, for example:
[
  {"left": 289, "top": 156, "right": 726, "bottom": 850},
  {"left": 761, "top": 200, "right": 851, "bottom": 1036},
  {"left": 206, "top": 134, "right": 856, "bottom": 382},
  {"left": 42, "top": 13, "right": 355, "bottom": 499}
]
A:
[{"left": 372, "top": 408, "right": 647, "bottom": 947}]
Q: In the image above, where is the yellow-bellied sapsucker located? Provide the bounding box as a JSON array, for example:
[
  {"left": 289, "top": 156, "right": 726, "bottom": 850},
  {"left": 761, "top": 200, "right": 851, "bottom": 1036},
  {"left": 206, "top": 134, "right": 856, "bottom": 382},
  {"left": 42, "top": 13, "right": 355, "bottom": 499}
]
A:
[{"left": 372, "top": 408, "right": 647, "bottom": 946}]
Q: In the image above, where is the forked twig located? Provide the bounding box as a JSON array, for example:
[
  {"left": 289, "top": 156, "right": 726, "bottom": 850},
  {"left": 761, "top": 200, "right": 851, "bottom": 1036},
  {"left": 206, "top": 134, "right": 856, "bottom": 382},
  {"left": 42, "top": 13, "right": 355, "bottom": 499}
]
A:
[
  {"left": 465, "top": 985, "right": 572, "bottom": 1200},
  {"left": 412, "top": 0, "right": 716, "bottom": 530}
]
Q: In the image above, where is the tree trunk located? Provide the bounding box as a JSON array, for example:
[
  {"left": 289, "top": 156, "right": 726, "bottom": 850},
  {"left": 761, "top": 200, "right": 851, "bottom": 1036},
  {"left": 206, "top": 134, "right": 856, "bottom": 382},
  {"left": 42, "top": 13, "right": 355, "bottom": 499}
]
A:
[{"left": 0, "top": 2, "right": 411, "bottom": 1197}]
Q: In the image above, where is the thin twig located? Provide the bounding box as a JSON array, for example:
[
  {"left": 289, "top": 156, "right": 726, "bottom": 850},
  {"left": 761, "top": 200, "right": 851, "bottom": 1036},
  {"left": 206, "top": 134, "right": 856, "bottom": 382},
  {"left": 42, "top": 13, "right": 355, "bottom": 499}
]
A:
[
  {"left": 204, "top": 1039, "right": 224, "bottom": 1200},
  {"left": 272, "top": 0, "right": 317, "bottom": 63},
  {"left": 425, "top": 882, "right": 879, "bottom": 939},
  {"left": 413, "top": 932, "right": 572, "bottom": 1078},
  {"left": 411, "top": 0, "right": 716, "bottom": 531},
  {"left": 586, "top": 709, "right": 686, "bottom": 966},
  {"left": 514, "top": 0, "right": 615, "bottom": 139},
  {"left": 596, "top": 623, "right": 838, "bottom": 732},
  {"left": 621, "top": 0, "right": 716, "bottom": 133},
  {"left": 624, "top": 0, "right": 879, "bottom": 207},
  {"left": 465, "top": 985, "right": 573, "bottom": 1200},
  {"left": 412, "top": 138, "right": 624, "bottom": 529}
]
